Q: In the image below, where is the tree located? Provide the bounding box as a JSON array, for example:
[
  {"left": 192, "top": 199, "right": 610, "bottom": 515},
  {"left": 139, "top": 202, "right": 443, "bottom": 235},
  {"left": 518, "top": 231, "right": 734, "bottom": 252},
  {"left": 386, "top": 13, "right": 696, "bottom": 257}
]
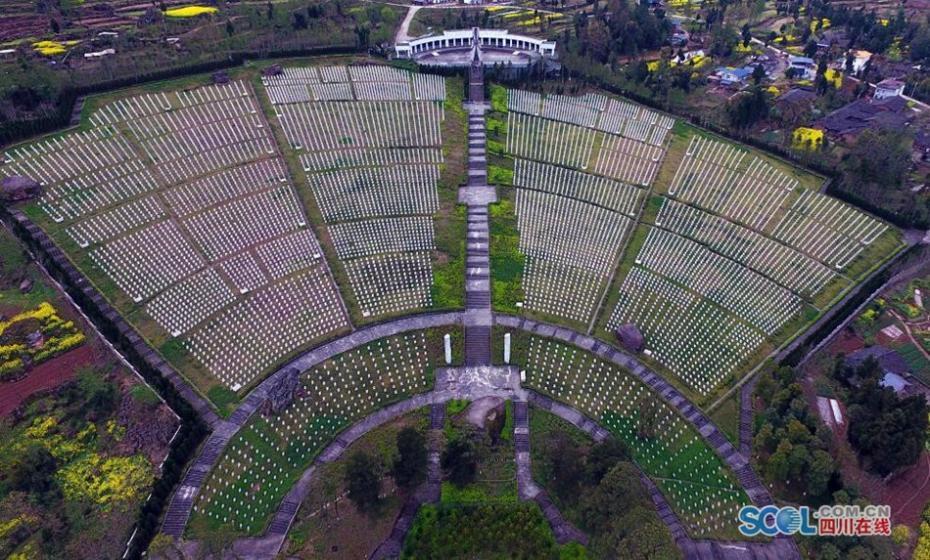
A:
[
  {"left": 442, "top": 437, "right": 477, "bottom": 487},
  {"left": 709, "top": 24, "right": 739, "bottom": 57},
  {"left": 578, "top": 462, "right": 647, "bottom": 533},
  {"left": 608, "top": 508, "right": 679, "bottom": 559},
  {"left": 841, "top": 130, "right": 911, "bottom": 188},
  {"left": 584, "top": 438, "right": 630, "bottom": 484},
  {"left": 803, "top": 39, "right": 818, "bottom": 58},
  {"left": 726, "top": 86, "right": 770, "bottom": 129},
  {"left": 547, "top": 434, "right": 584, "bottom": 500},
  {"left": 635, "top": 395, "right": 659, "bottom": 439},
  {"left": 6, "top": 444, "right": 58, "bottom": 503},
  {"left": 225, "top": 20, "right": 234, "bottom": 36},
  {"left": 847, "top": 376, "right": 929, "bottom": 476},
  {"left": 741, "top": 23, "right": 751, "bottom": 47},
  {"left": 765, "top": 439, "right": 793, "bottom": 482},
  {"left": 345, "top": 452, "right": 381, "bottom": 511},
  {"left": 752, "top": 63, "right": 766, "bottom": 84},
  {"left": 393, "top": 427, "right": 427, "bottom": 488},
  {"left": 806, "top": 449, "right": 835, "bottom": 497}
]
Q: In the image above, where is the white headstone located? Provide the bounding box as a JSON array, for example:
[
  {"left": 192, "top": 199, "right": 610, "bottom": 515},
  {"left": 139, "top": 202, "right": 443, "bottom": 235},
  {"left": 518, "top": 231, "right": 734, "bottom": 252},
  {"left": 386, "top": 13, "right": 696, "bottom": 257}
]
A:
[
  {"left": 504, "top": 333, "right": 511, "bottom": 364},
  {"left": 916, "top": 288, "right": 924, "bottom": 310},
  {"left": 444, "top": 333, "right": 452, "bottom": 364}
]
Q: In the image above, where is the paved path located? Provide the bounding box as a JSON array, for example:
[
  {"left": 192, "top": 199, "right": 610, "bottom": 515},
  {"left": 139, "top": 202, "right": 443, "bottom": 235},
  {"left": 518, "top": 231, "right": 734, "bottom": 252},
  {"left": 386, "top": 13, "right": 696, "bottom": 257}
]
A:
[
  {"left": 460, "top": 87, "right": 495, "bottom": 367},
  {"left": 738, "top": 377, "right": 758, "bottom": 459},
  {"left": 160, "top": 312, "right": 463, "bottom": 539}
]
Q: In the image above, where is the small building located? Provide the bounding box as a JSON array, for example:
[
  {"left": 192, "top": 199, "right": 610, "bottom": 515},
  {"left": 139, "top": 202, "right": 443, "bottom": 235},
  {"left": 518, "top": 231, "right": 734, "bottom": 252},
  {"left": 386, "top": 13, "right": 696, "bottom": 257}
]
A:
[
  {"left": 847, "top": 346, "right": 911, "bottom": 379},
  {"left": 0, "top": 48, "right": 16, "bottom": 60},
  {"left": 212, "top": 71, "right": 230, "bottom": 85},
  {"left": 672, "top": 49, "right": 704, "bottom": 66},
  {"left": 818, "top": 95, "right": 911, "bottom": 141},
  {"left": 845, "top": 49, "right": 872, "bottom": 74},
  {"left": 714, "top": 66, "right": 753, "bottom": 86},
  {"left": 670, "top": 26, "right": 689, "bottom": 47},
  {"left": 615, "top": 324, "right": 645, "bottom": 353},
  {"left": 775, "top": 87, "right": 816, "bottom": 112},
  {"left": 262, "top": 64, "right": 283, "bottom": 77},
  {"left": 96, "top": 31, "right": 119, "bottom": 39},
  {"left": 788, "top": 56, "right": 817, "bottom": 80},
  {"left": 874, "top": 78, "right": 905, "bottom": 101},
  {"left": 816, "top": 29, "right": 849, "bottom": 50},
  {"left": 0, "top": 176, "right": 41, "bottom": 202}
]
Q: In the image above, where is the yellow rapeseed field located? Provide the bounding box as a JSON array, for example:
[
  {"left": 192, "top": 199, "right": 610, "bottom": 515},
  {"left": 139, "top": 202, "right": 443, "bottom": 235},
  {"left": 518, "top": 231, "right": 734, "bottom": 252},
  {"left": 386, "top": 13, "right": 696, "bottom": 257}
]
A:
[{"left": 164, "top": 5, "right": 219, "bottom": 17}]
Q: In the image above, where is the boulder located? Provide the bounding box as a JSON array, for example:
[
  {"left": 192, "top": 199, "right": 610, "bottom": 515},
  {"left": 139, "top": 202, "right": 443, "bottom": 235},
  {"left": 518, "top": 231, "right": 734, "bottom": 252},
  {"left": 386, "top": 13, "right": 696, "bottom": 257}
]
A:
[{"left": 615, "top": 323, "right": 645, "bottom": 353}]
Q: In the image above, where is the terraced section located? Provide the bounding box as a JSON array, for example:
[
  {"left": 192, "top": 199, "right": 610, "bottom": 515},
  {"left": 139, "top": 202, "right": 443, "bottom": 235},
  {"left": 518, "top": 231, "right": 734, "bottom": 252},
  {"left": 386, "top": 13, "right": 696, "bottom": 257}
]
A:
[
  {"left": 7, "top": 80, "right": 349, "bottom": 395},
  {"left": 606, "top": 134, "right": 902, "bottom": 397},
  {"left": 500, "top": 89, "right": 669, "bottom": 327},
  {"left": 511, "top": 160, "right": 641, "bottom": 325},
  {"left": 266, "top": 66, "right": 449, "bottom": 319},
  {"left": 518, "top": 335, "right": 748, "bottom": 538},
  {"left": 189, "top": 331, "right": 440, "bottom": 535}
]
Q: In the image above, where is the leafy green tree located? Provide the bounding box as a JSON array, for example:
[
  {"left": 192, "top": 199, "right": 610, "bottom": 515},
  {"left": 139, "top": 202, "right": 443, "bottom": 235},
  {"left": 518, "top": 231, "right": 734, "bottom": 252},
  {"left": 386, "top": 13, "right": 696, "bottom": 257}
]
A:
[
  {"left": 442, "top": 437, "right": 477, "bottom": 487},
  {"left": 578, "top": 463, "right": 646, "bottom": 532},
  {"left": 393, "top": 427, "right": 427, "bottom": 489},
  {"left": 584, "top": 439, "right": 630, "bottom": 484},
  {"left": 547, "top": 434, "right": 584, "bottom": 500},
  {"left": 726, "top": 86, "right": 770, "bottom": 129},
  {"left": 345, "top": 452, "right": 381, "bottom": 511},
  {"left": 806, "top": 449, "right": 835, "bottom": 497},
  {"left": 847, "top": 376, "right": 929, "bottom": 476},
  {"left": 6, "top": 444, "right": 58, "bottom": 503},
  {"left": 709, "top": 24, "right": 739, "bottom": 57}
]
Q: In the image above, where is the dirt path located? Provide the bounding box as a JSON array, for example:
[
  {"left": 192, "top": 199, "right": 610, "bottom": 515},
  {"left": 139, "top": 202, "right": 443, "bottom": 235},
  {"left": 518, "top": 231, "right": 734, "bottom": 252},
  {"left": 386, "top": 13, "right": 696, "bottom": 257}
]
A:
[{"left": 395, "top": 4, "right": 421, "bottom": 44}]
